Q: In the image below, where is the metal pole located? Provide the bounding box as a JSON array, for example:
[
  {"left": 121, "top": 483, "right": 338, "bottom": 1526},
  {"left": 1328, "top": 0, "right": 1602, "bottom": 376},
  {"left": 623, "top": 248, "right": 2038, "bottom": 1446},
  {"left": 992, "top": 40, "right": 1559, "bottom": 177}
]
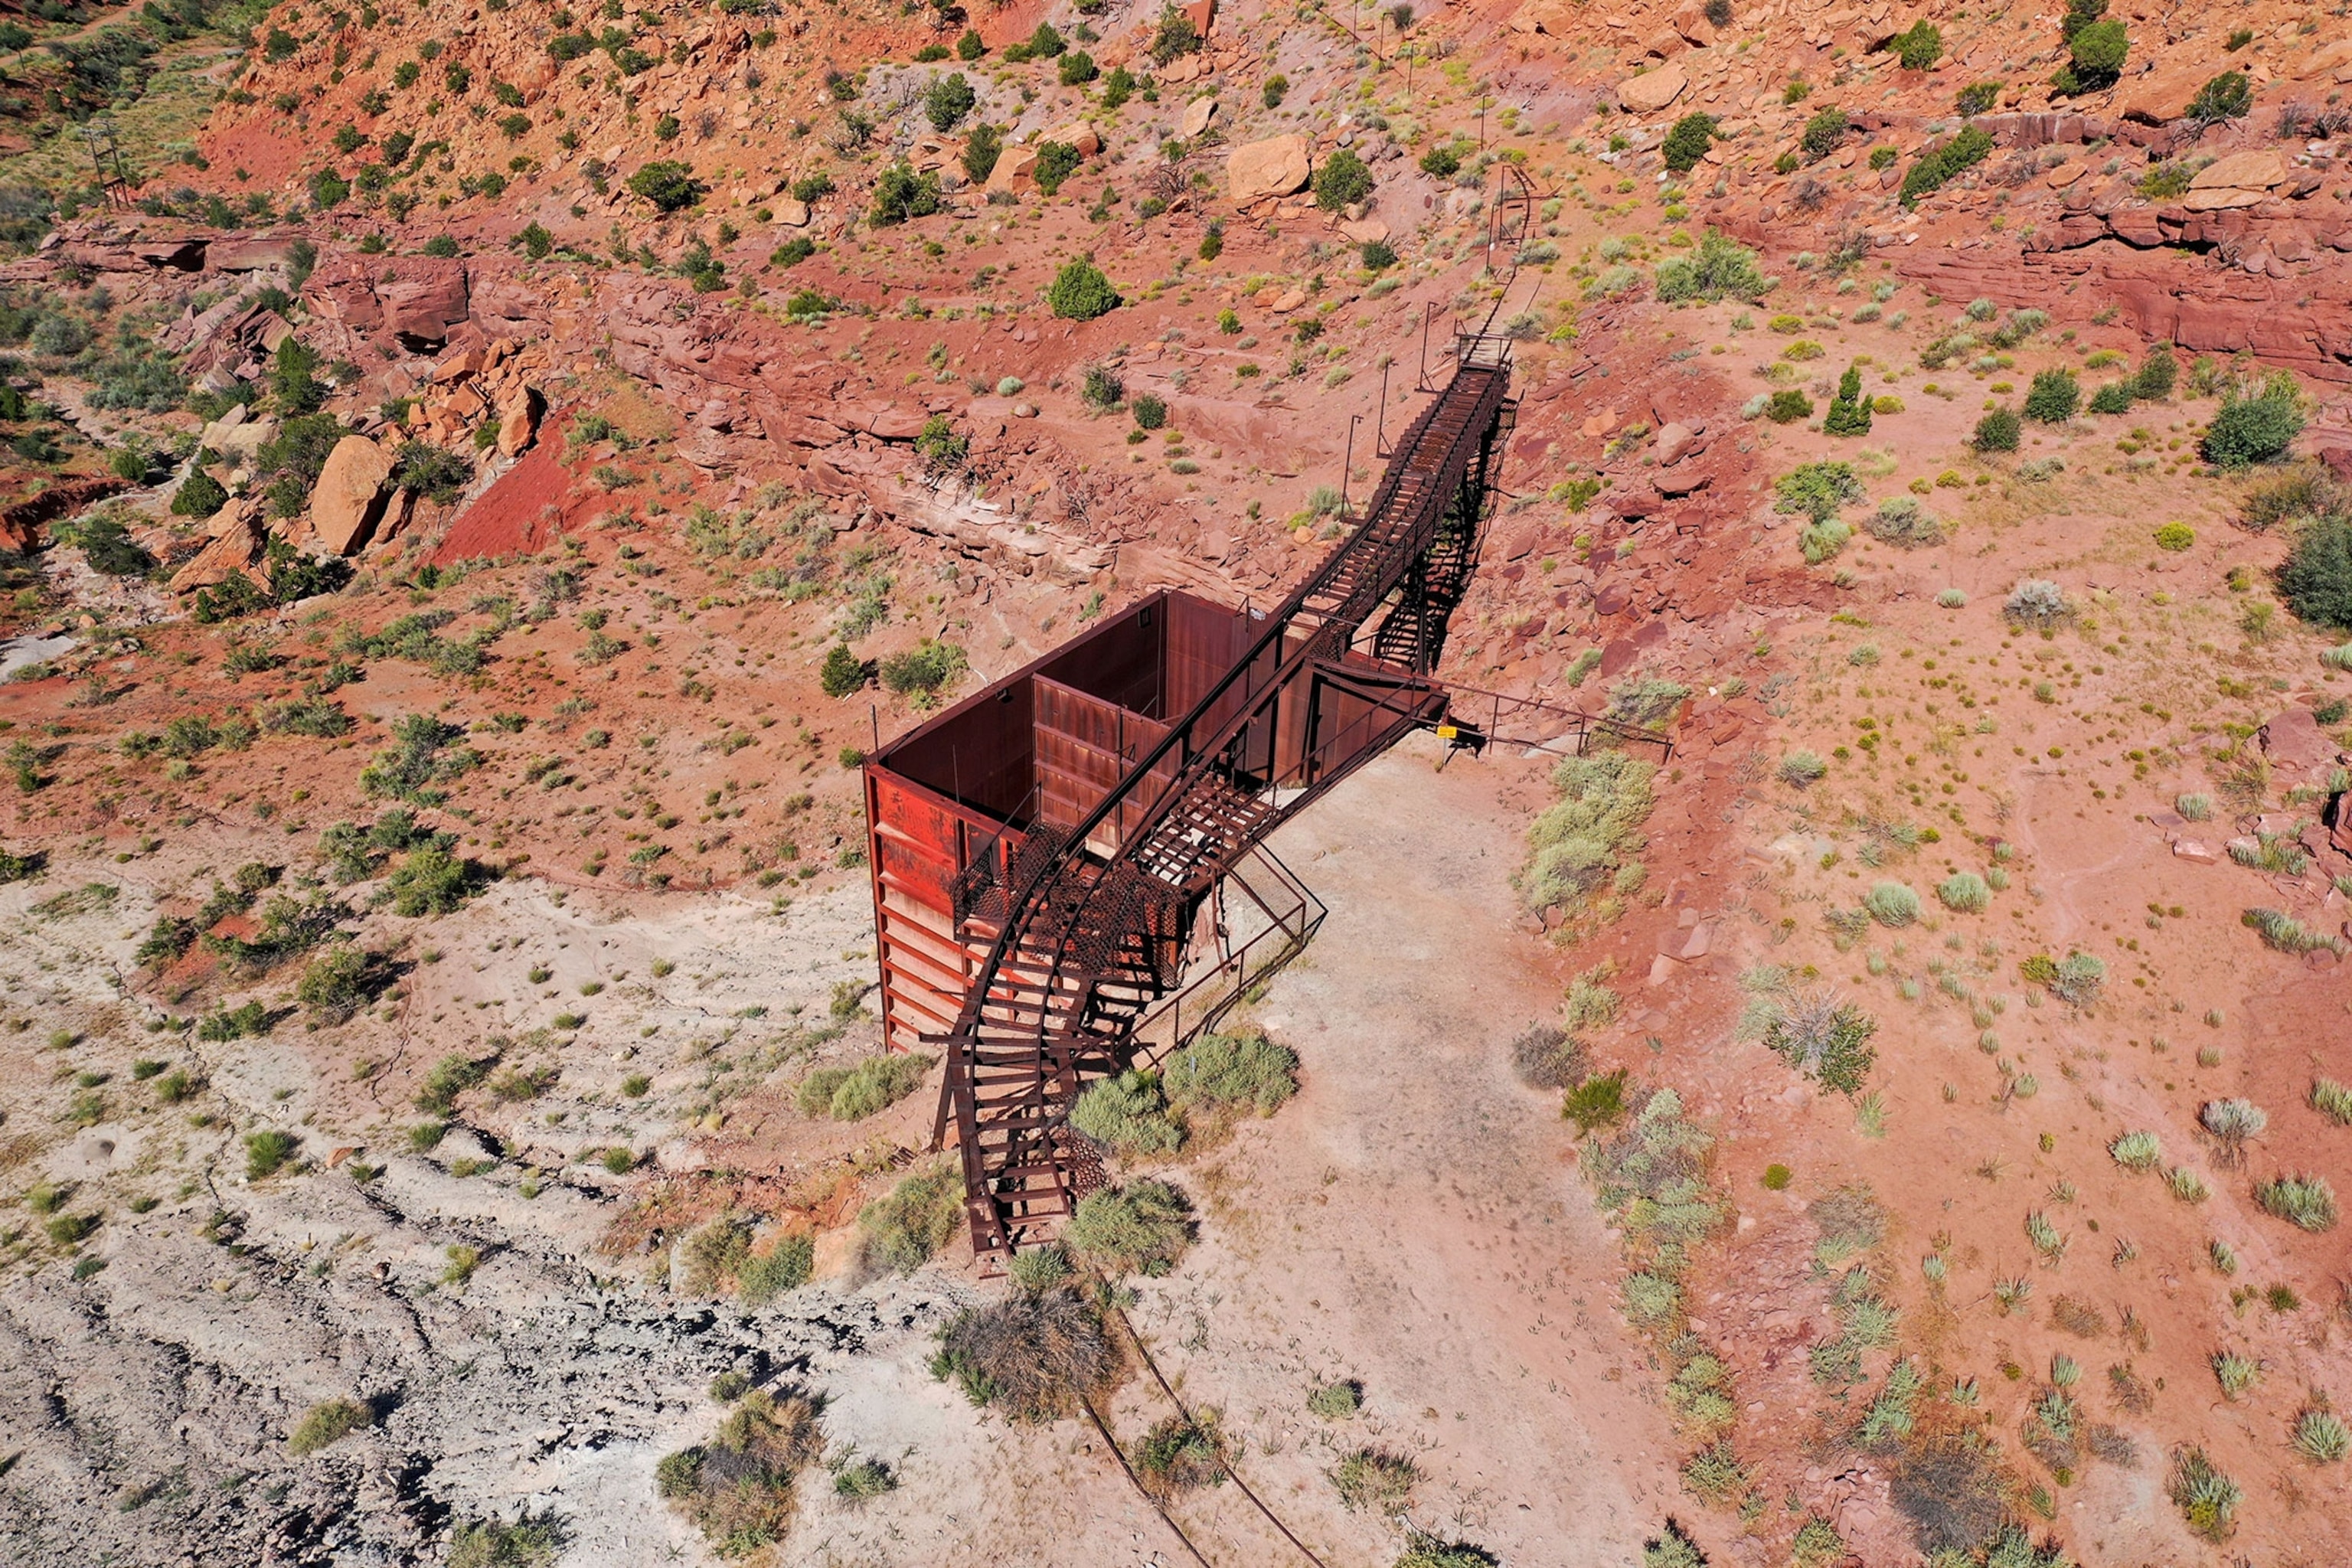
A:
[
  {"left": 1374, "top": 358, "right": 1390, "bottom": 457},
  {"left": 1340, "top": 415, "right": 1360, "bottom": 519}
]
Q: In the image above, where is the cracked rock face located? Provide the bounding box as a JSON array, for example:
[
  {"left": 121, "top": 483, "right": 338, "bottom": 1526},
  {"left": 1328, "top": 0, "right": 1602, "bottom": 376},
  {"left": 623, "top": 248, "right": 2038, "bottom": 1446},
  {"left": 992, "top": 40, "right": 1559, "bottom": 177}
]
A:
[{"left": 0, "top": 1167, "right": 971, "bottom": 1567}]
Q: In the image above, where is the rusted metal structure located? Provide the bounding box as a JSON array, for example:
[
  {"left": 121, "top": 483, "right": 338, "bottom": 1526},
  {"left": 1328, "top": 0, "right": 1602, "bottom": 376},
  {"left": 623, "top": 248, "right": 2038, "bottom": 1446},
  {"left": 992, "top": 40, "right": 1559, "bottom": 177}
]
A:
[{"left": 864, "top": 252, "right": 1668, "bottom": 1261}]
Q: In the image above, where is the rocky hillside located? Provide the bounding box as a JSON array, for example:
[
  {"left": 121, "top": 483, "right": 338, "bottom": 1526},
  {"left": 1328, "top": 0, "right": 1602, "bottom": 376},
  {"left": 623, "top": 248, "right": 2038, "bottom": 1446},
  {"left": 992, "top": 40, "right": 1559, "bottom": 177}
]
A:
[{"left": 2, "top": 0, "right": 2351, "bottom": 1564}]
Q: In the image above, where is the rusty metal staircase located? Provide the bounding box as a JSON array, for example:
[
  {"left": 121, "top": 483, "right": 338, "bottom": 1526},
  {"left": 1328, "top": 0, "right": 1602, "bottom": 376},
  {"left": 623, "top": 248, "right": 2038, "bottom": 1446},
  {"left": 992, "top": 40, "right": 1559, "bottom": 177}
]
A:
[{"left": 926, "top": 341, "right": 1533, "bottom": 1261}]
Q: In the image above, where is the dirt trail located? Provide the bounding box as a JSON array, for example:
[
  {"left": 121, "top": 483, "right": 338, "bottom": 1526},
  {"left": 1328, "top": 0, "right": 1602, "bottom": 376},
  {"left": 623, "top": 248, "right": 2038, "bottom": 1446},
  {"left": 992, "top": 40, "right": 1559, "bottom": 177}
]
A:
[{"left": 1093, "top": 737, "right": 1687, "bottom": 1566}]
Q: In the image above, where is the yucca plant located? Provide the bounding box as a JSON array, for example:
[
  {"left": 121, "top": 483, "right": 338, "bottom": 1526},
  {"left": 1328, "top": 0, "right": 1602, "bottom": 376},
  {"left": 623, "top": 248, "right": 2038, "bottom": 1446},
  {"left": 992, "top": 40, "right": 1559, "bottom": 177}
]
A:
[
  {"left": 2168, "top": 1167, "right": 2211, "bottom": 1203},
  {"left": 2211, "top": 1351, "right": 2259, "bottom": 1400},
  {"left": 2026, "top": 1209, "right": 2068, "bottom": 1263},
  {"left": 2169, "top": 1447, "right": 2243, "bottom": 1540},
  {"left": 2312, "top": 1078, "right": 2352, "bottom": 1127},
  {"left": 2257, "top": 1174, "right": 2339, "bottom": 1232},
  {"left": 2109, "top": 1129, "right": 2162, "bottom": 1171},
  {"left": 2295, "top": 1407, "right": 2350, "bottom": 1464}
]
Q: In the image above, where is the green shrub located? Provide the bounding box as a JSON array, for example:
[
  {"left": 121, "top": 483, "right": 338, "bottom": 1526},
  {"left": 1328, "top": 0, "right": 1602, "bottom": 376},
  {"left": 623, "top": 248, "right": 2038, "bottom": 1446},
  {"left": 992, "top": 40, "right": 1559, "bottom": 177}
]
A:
[
  {"left": 1064, "top": 1178, "right": 1192, "bottom": 1275},
  {"left": 871, "top": 162, "right": 944, "bottom": 224},
  {"left": 2205, "top": 373, "right": 2303, "bottom": 469},
  {"left": 391, "top": 440, "right": 472, "bottom": 504},
  {"left": 655, "top": 1390, "right": 821, "bottom": 1554},
  {"left": 296, "top": 943, "right": 373, "bottom": 1023},
  {"left": 2135, "top": 345, "right": 2177, "bottom": 401},
  {"left": 1312, "top": 148, "right": 1374, "bottom": 212},
  {"left": 1765, "top": 389, "right": 1813, "bottom": 423},
  {"left": 1865, "top": 497, "right": 1942, "bottom": 547},
  {"left": 820, "top": 643, "right": 871, "bottom": 697},
  {"left": 2312, "top": 1079, "right": 2352, "bottom": 1126},
  {"left": 877, "top": 639, "right": 966, "bottom": 700},
  {"left": 1798, "top": 518, "right": 1851, "bottom": 564},
  {"left": 2278, "top": 515, "right": 2352, "bottom": 632},
  {"left": 1057, "top": 50, "right": 1096, "bottom": 85},
  {"left": 2059, "top": 19, "right": 2128, "bottom": 93},
  {"left": 1900, "top": 125, "right": 1992, "bottom": 207},
  {"left": 1047, "top": 257, "right": 1119, "bottom": 320},
  {"left": 1307, "top": 1378, "right": 1364, "bottom": 1419},
  {"left": 626, "top": 160, "right": 704, "bottom": 211},
  {"left": 288, "top": 1398, "right": 374, "bottom": 1455},
  {"left": 961, "top": 122, "right": 1001, "bottom": 183},
  {"left": 1419, "top": 142, "right": 1460, "bottom": 178},
  {"left": 1773, "top": 460, "right": 1863, "bottom": 521},
  {"left": 447, "top": 1514, "right": 562, "bottom": 1568},
  {"left": 1822, "top": 364, "right": 1871, "bottom": 436},
  {"left": 2087, "top": 380, "right": 2134, "bottom": 416},
  {"left": 857, "top": 1161, "right": 965, "bottom": 1272},
  {"left": 1132, "top": 392, "right": 1168, "bottom": 430},
  {"left": 1955, "top": 80, "right": 2002, "bottom": 115},
  {"left": 2023, "top": 368, "right": 2079, "bottom": 423},
  {"left": 923, "top": 71, "right": 975, "bottom": 132},
  {"left": 1661, "top": 113, "right": 1716, "bottom": 173},
  {"left": 1971, "top": 405, "right": 2021, "bottom": 452},
  {"left": 386, "top": 844, "right": 475, "bottom": 915},
  {"left": 1396, "top": 1536, "right": 1500, "bottom": 1568},
  {"left": 1032, "top": 140, "right": 1083, "bottom": 195},
  {"left": 245, "top": 1129, "right": 300, "bottom": 1179},
  {"left": 2187, "top": 70, "right": 2252, "bottom": 125},
  {"left": 1334, "top": 1446, "right": 1419, "bottom": 1514},
  {"left": 1562, "top": 1067, "right": 1628, "bottom": 1132},
  {"left": 1519, "top": 750, "right": 1655, "bottom": 918},
  {"left": 1889, "top": 20, "right": 1941, "bottom": 69},
  {"left": 1801, "top": 106, "right": 1848, "bottom": 162},
  {"left": 1070, "top": 1069, "right": 1184, "bottom": 1152},
  {"left": 2295, "top": 1408, "right": 2351, "bottom": 1465},
  {"left": 2020, "top": 949, "right": 2102, "bottom": 1004},
  {"left": 1642, "top": 1521, "right": 1707, "bottom": 1568},
  {"left": 798, "top": 1054, "right": 931, "bottom": 1121},
  {"left": 1165, "top": 1031, "right": 1297, "bottom": 1116},
  {"left": 1778, "top": 752, "right": 1828, "bottom": 788},
  {"left": 1133, "top": 1411, "right": 1225, "bottom": 1498},
  {"left": 1653, "top": 230, "right": 1767, "bottom": 304},
  {"left": 172, "top": 468, "right": 228, "bottom": 518}
]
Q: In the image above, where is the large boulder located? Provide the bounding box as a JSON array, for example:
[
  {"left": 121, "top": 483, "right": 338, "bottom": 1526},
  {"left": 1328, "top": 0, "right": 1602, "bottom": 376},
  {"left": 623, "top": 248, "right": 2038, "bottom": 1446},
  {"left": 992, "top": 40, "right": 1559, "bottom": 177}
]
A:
[
  {"left": 496, "top": 389, "right": 544, "bottom": 458},
  {"left": 2184, "top": 148, "right": 2291, "bottom": 212},
  {"left": 200, "top": 408, "right": 277, "bottom": 465},
  {"left": 1617, "top": 63, "right": 1690, "bottom": 112},
  {"left": 170, "top": 505, "right": 266, "bottom": 593},
  {"left": 2191, "top": 149, "right": 2288, "bottom": 193},
  {"left": 1227, "top": 133, "right": 1311, "bottom": 202},
  {"left": 307, "top": 436, "right": 398, "bottom": 555},
  {"left": 986, "top": 142, "right": 1039, "bottom": 194},
  {"left": 2115, "top": 61, "right": 2215, "bottom": 125}
]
